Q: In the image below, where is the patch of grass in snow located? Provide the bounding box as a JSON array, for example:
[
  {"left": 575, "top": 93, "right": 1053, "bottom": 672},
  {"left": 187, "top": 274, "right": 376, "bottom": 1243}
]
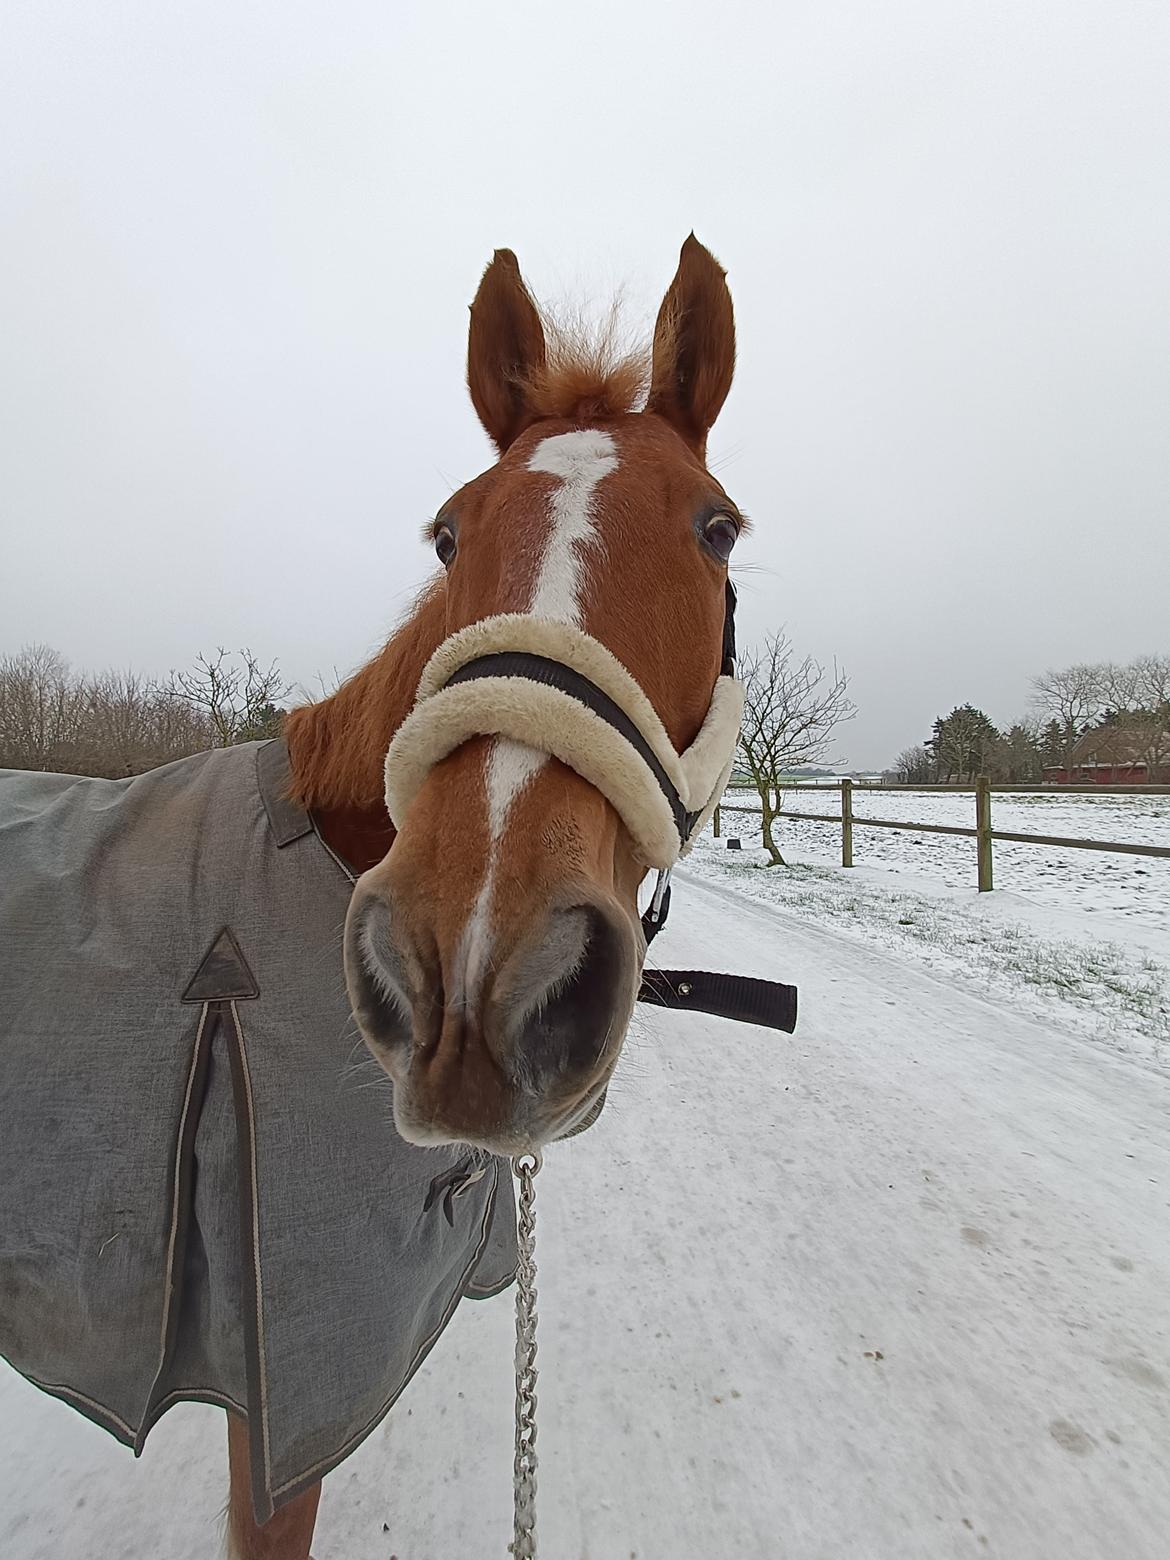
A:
[{"left": 688, "top": 841, "right": 1170, "bottom": 1073}]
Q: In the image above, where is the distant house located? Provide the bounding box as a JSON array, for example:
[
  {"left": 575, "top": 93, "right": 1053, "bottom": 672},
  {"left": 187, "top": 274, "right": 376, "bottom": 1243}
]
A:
[{"left": 1044, "top": 721, "right": 1170, "bottom": 784}]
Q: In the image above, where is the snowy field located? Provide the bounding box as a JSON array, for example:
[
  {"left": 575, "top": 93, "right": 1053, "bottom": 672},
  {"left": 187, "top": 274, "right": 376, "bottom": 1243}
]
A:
[
  {"left": 3, "top": 877, "right": 1170, "bottom": 1559},
  {"left": 692, "top": 792, "right": 1170, "bottom": 1076},
  {"left": 718, "top": 787, "right": 1170, "bottom": 932}
]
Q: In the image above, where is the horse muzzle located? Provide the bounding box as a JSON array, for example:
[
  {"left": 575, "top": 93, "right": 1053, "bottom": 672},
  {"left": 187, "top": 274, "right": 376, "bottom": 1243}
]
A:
[{"left": 344, "top": 869, "right": 638, "bottom": 1152}]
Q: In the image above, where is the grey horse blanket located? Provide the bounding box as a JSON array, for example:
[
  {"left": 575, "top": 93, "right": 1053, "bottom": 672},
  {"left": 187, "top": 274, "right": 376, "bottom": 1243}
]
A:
[{"left": 0, "top": 739, "right": 516, "bottom": 1520}]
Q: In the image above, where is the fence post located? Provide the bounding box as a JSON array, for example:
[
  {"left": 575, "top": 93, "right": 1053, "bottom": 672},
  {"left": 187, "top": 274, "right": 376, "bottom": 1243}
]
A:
[
  {"left": 975, "top": 775, "right": 993, "bottom": 891},
  {"left": 713, "top": 803, "right": 721, "bottom": 838},
  {"left": 840, "top": 778, "right": 854, "bottom": 868}
]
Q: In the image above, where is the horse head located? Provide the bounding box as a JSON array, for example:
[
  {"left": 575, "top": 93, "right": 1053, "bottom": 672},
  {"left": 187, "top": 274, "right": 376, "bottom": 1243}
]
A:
[{"left": 293, "top": 237, "right": 745, "bottom": 1153}]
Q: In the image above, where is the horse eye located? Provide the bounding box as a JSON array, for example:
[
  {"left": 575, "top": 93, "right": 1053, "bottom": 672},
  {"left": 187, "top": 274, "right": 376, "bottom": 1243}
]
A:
[
  {"left": 434, "top": 526, "right": 457, "bottom": 568},
  {"left": 703, "top": 515, "right": 739, "bottom": 562}
]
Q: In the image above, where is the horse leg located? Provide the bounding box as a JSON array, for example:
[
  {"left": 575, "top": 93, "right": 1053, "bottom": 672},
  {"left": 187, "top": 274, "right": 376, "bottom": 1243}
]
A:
[{"left": 225, "top": 1412, "right": 322, "bottom": 1560}]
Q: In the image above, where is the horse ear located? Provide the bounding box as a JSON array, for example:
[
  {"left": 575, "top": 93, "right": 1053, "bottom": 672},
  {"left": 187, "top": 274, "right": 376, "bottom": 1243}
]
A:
[
  {"left": 467, "top": 250, "right": 547, "bottom": 453},
  {"left": 645, "top": 235, "right": 736, "bottom": 459}
]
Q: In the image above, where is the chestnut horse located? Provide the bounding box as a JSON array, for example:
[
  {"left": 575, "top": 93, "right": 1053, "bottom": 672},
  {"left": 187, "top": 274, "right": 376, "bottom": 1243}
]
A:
[
  {"left": 226, "top": 234, "right": 744, "bottom": 1557},
  {"left": 1, "top": 237, "right": 740, "bottom": 1559},
  {"left": 205, "top": 237, "right": 742, "bottom": 1557}
]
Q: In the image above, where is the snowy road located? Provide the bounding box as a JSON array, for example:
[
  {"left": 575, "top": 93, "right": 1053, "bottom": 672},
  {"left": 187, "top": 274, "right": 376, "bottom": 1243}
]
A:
[{"left": 3, "top": 873, "right": 1169, "bottom": 1559}]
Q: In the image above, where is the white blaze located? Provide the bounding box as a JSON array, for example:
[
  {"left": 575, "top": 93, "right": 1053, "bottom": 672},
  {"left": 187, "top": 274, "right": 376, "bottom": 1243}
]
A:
[
  {"left": 526, "top": 429, "right": 620, "bottom": 626},
  {"left": 460, "top": 430, "right": 619, "bottom": 1002}
]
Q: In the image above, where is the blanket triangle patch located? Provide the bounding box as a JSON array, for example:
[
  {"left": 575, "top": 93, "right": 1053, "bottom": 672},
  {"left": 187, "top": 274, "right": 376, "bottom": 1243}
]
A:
[{"left": 181, "top": 925, "right": 260, "bottom": 1002}]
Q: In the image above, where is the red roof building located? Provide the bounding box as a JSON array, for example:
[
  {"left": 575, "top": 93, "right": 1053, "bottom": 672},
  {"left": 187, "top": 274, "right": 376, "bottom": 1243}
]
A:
[{"left": 1044, "top": 719, "right": 1170, "bottom": 784}]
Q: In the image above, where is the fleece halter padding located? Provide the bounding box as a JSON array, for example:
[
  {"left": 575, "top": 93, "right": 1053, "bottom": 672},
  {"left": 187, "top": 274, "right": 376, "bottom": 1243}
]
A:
[{"left": 383, "top": 613, "right": 745, "bottom": 870}]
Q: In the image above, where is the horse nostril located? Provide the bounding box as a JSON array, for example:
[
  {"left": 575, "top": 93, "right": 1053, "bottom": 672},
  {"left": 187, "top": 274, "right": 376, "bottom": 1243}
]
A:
[
  {"left": 510, "top": 904, "right": 631, "bottom": 1085},
  {"left": 345, "top": 898, "right": 415, "bottom": 1056}
]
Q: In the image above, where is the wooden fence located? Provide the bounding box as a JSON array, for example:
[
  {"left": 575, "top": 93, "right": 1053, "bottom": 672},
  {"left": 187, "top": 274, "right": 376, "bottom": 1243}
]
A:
[{"left": 712, "top": 780, "right": 1170, "bottom": 892}]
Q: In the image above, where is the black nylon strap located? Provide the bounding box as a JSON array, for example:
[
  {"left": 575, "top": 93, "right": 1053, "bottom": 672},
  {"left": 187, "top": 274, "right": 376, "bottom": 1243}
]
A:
[
  {"left": 638, "top": 967, "right": 798, "bottom": 1034},
  {"left": 722, "top": 579, "right": 738, "bottom": 677},
  {"left": 445, "top": 652, "right": 701, "bottom": 847},
  {"left": 639, "top": 883, "right": 798, "bottom": 1034},
  {"left": 640, "top": 882, "right": 672, "bottom": 944}
]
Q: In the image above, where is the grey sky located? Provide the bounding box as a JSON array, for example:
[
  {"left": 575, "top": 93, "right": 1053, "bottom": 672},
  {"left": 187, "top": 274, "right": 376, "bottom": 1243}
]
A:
[{"left": 2, "top": 1, "right": 1167, "bottom": 768}]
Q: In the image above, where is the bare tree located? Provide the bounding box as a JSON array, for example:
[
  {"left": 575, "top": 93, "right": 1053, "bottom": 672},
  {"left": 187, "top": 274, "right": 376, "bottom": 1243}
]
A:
[
  {"left": 1133, "top": 654, "right": 1170, "bottom": 710},
  {"left": 0, "top": 645, "right": 285, "bottom": 776},
  {"left": 1132, "top": 655, "right": 1170, "bottom": 777},
  {"left": 1095, "top": 654, "right": 1170, "bottom": 776},
  {"left": 891, "top": 743, "right": 933, "bottom": 784},
  {"left": 164, "top": 649, "right": 288, "bottom": 747},
  {"left": 144, "top": 686, "right": 217, "bottom": 765},
  {"left": 76, "top": 670, "right": 157, "bottom": 775},
  {"left": 0, "top": 645, "right": 81, "bottom": 771},
  {"left": 76, "top": 670, "right": 213, "bottom": 775},
  {"left": 1029, "top": 663, "right": 1106, "bottom": 765},
  {"left": 736, "top": 632, "right": 856, "bottom": 865}
]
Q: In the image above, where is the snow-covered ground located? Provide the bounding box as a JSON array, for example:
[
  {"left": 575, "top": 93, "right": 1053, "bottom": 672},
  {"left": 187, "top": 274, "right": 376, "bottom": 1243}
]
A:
[
  {"left": 3, "top": 878, "right": 1169, "bottom": 1559},
  {"left": 718, "top": 787, "right": 1170, "bottom": 932},
  {"left": 686, "top": 834, "right": 1170, "bottom": 1076}
]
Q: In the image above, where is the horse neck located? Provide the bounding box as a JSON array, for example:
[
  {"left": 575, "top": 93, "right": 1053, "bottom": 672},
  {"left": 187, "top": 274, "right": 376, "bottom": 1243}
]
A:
[{"left": 283, "top": 582, "right": 447, "bottom": 873}]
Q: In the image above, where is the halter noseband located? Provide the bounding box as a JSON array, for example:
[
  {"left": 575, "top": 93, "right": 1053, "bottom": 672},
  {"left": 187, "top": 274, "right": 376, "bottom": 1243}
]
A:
[
  {"left": 439, "top": 580, "right": 740, "bottom": 859},
  {"left": 384, "top": 588, "right": 744, "bottom": 872},
  {"left": 447, "top": 653, "right": 705, "bottom": 849}
]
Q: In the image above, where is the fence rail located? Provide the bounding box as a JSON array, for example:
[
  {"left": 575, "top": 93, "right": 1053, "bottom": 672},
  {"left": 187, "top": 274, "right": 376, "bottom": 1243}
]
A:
[
  {"left": 712, "top": 778, "right": 1170, "bottom": 892},
  {"left": 726, "top": 781, "right": 1170, "bottom": 796}
]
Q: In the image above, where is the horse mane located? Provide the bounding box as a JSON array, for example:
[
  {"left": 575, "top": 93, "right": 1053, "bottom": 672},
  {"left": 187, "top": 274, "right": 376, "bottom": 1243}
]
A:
[{"left": 284, "top": 581, "right": 447, "bottom": 811}]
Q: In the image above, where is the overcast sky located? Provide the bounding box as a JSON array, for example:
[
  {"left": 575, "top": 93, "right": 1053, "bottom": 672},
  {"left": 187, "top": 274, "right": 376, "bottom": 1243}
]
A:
[{"left": 2, "top": 1, "right": 1167, "bottom": 767}]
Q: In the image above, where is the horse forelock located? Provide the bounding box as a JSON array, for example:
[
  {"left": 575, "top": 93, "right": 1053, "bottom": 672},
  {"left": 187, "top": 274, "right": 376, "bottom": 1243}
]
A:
[{"left": 520, "top": 318, "right": 650, "bottom": 424}]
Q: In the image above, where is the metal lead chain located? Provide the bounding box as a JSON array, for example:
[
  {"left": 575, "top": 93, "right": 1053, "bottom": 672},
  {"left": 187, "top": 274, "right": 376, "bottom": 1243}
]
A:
[{"left": 510, "top": 1150, "right": 542, "bottom": 1559}]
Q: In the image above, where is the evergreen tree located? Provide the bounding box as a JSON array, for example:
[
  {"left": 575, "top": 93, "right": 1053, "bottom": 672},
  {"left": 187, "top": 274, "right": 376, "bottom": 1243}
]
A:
[
  {"left": 998, "top": 722, "right": 1043, "bottom": 783},
  {"left": 928, "top": 705, "right": 1000, "bottom": 782},
  {"left": 238, "top": 701, "right": 286, "bottom": 743},
  {"left": 1040, "top": 718, "right": 1065, "bottom": 769}
]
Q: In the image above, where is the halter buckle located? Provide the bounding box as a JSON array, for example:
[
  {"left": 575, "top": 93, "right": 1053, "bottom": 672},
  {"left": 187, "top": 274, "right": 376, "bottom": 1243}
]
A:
[{"left": 648, "top": 868, "right": 672, "bottom": 925}]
